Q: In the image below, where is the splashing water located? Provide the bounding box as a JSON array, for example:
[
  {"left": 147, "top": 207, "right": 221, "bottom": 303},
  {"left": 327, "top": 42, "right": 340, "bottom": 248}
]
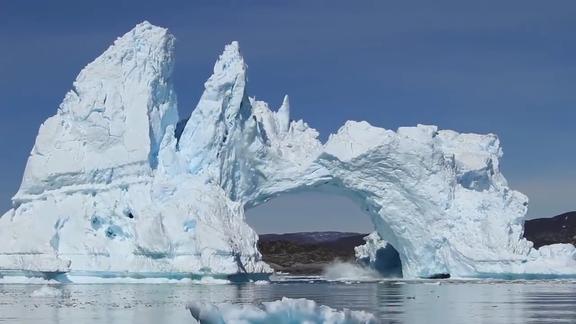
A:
[{"left": 322, "top": 262, "right": 382, "bottom": 281}]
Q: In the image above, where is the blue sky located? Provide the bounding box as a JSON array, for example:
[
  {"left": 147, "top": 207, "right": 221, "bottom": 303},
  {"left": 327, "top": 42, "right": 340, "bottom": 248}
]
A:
[{"left": 0, "top": 0, "right": 574, "bottom": 233}]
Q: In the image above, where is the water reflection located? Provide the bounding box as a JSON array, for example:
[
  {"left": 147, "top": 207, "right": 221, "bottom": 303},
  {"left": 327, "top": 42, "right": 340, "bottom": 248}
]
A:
[{"left": 1, "top": 280, "right": 575, "bottom": 323}]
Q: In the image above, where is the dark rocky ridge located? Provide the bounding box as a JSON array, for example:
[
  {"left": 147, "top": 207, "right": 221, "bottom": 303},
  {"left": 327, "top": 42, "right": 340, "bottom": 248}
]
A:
[
  {"left": 257, "top": 212, "right": 576, "bottom": 275},
  {"left": 524, "top": 212, "right": 576, "bottom": 248},
  {"left": 257, "top": 232, "right": 366, "bottom": 275}
]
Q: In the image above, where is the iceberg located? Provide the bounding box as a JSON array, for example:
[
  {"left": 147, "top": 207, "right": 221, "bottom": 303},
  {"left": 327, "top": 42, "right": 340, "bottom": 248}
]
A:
[
  {"left": 0, "top": 21, "right": 575, "bottom": 281},
  {"left": 187, "top": 297, "right": 377, "bottom": 324}
]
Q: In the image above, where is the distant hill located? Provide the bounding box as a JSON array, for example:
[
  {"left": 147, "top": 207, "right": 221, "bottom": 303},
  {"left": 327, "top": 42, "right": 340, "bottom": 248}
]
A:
[
  {"left": 524, "top": 212, "right": 576, "bottom": 248},
  {"left": 258, "top": 232, "right": 366, "bottom": 274}
]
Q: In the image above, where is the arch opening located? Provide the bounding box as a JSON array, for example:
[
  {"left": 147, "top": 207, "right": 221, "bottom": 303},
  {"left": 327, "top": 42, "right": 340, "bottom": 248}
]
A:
[{"left": 245, "top": 186, "right": 404, "bottom": 278}]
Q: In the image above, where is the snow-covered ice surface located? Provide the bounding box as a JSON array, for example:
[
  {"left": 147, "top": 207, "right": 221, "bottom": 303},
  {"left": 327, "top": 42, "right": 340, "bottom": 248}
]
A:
[
  {"left": 1, "top": 21, "right": 575, "bottom": 281},
  {"left": 187, "top": 297, "right": 377, "bottom": 324}
]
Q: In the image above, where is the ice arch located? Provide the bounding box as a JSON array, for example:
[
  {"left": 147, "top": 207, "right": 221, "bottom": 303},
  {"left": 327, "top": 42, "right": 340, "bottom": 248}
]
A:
[
  {"left": 1, "top": 22, "right": 575, "bottom": 281},
  {"left": 175, "top": 39, "right": 573, "bottom": 279},
  {"left": 246, "top": 186, "right": 404, "bottom": 278}
]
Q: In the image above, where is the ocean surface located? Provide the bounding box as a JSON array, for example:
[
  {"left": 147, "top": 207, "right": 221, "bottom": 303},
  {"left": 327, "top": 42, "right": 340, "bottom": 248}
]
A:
[{"left": 1, "top": 277, "right": 576, "bottom": 323}]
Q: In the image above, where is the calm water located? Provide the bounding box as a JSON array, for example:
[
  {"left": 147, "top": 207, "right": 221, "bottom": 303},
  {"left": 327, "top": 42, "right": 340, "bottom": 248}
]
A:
[{"left": 1, "top": 279, "right": 576, "bottom": 323}]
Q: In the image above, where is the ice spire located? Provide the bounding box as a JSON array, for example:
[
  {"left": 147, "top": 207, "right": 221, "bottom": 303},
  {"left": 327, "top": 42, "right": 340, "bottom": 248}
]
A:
[
  {"left": 178, "top": 41, "right": 251, "bottom": 177},
  {"left": 276, "top": 95, "right": 290, "bottom": 133},
  {"left": 14, "top": 21, "right": 178, "bottom": 199}
]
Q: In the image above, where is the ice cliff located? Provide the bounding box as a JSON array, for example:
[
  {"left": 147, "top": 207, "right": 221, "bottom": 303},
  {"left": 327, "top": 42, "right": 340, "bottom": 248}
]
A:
[{"left": 1, "top": 22, "right": 575, "bottom": 281}]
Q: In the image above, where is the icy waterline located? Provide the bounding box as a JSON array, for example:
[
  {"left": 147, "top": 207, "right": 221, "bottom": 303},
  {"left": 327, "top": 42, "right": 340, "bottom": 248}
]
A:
[
  {"left": 0, "top": 270, "right": 271, "bottom": 284},
  {"left": 1, "top": 21, "right": 575, "bottom": 280},
  {"left": 2, "top": 270, "right": 576, "bottom": 285}
]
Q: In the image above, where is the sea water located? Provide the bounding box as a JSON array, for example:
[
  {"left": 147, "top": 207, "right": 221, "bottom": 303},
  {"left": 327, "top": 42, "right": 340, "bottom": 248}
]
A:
[{"left": 1, "top": 278, "right": 575, "bottom": 323}]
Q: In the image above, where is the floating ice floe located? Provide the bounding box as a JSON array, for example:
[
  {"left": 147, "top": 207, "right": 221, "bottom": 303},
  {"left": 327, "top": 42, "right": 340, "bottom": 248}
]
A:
[{"left": 187, "top": 297, "right": 377, "bottom": 324}]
